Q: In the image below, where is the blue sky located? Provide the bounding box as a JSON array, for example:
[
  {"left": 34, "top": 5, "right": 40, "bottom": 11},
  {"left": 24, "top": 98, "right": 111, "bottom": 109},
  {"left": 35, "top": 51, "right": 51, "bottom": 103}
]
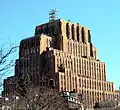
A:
[{"left": 0, "top": 0, "right": 120, "bottom": 89}]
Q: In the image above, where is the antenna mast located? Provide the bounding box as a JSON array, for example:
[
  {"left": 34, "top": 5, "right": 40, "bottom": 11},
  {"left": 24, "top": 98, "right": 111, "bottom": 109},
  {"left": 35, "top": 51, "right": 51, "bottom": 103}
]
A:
[{"left": 49, "top": 9, "right": 58, "bottom": 22}]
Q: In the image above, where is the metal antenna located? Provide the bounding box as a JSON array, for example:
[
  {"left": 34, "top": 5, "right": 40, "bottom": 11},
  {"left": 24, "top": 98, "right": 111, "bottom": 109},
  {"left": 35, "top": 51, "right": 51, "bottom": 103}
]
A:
[{"left": 49, "top": 9, "right": 58, "bottom": 22}]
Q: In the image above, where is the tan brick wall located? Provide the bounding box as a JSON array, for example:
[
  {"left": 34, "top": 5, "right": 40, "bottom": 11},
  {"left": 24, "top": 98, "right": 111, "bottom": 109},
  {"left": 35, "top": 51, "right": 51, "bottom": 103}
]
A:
[{"left": 49, "top": 49, "right": 114, "bottom": 107}]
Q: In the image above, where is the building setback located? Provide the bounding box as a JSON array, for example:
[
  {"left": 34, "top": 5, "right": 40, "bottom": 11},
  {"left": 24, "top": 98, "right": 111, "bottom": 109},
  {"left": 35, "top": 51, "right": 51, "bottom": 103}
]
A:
[{"left": 2, "top": 19, "right": 119, "bottom": 108}]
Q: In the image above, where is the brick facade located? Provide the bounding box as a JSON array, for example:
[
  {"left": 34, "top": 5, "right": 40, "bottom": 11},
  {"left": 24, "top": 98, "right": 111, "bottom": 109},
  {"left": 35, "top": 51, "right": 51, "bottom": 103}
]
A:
[{"left": 2, "top": 19, "right": 119, "bottom": 108}]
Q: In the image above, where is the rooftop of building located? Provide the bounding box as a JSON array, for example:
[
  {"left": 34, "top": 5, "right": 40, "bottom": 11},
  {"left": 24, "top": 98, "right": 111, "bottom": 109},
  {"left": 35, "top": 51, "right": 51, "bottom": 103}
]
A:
[
  {"left": 35, "top": 18, "right": 89, "bottom": 30},
  {"left": 20, "top": 33, "right": 52, "bottom": 45},
  {"left": 115, "top": 90, "right": 120, "bottom": 93}
]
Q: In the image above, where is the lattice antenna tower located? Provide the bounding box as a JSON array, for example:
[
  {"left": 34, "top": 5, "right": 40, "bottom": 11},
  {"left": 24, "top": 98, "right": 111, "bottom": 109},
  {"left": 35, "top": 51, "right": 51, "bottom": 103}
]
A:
[{"left": 49, "top": 9, "right": 58, "bottom": 22}]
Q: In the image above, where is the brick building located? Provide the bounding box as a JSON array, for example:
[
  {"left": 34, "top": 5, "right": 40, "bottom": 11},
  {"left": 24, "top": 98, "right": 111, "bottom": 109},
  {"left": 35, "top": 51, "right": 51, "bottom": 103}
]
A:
[{"left": 2, "top": 19, "right": 119, "bottom": 108}]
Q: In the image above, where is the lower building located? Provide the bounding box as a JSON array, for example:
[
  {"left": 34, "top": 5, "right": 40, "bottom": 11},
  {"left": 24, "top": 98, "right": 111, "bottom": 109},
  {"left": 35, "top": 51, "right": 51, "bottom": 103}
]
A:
[
  {"left": 114, "top": 90, "right": 120, "bottom": 99},
  {"left": 94, "top": 99, "right": 120, "bottom": 110},
  {"left": 60, "top": 91, "right": 84, "bottom": 110}
]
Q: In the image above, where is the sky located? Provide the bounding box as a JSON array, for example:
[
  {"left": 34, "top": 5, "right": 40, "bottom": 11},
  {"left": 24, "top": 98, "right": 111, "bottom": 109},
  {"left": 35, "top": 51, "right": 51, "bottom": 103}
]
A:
[{"left": 0, "top": 0, "right": 120, "bottom": 89}]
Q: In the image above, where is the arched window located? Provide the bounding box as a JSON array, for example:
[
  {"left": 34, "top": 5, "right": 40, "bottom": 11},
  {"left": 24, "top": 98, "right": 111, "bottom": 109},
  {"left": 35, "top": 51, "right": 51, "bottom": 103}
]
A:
[{"left": 49, "top": 79, "right": 55, "bottom": 88}]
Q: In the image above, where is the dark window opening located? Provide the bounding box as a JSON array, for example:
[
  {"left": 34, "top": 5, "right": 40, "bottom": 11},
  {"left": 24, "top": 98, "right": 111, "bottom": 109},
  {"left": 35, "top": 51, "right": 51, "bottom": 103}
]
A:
[
  {"left": 90, "top": 44, "right": 93, "bottom": 57},
  {"left": 88, "top": 30, "right": 91, "bottom": 43},
  {"left": 66, "top": 23, "right": 70, "bottom": 38},
  {"left": 71, "top": 24, "right": 75, "bottom": 40},
  {"left": 58, "top": 21, "right": 62, "bottom": 34},
  {"left": 81, "top": 27, "right": 84, "bottom": 42},
  {"left": 45, "top": 26, "right": 49, "bottom": 35},
  {"left": 46, "top": 47, "right": 49, "bottom": 51},
  {"left": 77, "top": 26, "right": 79, "bottom": 42},
  {"left": 94, "top": 102, "right": 101, "bottom": 108},
  {"left": 49, "top": 79, "right": 55, "bottom": 88},
  {"left": 49, "top": 26, "right": 55, "bottom": 36},
  {"left": 58, "top": 64, "right": 65, "bottom": 72}
]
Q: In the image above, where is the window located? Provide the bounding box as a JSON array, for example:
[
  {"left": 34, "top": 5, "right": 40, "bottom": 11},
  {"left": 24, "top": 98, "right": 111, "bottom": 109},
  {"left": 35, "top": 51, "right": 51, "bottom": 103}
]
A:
[
  {"left": 79, "top": 79, "right": 81, "bottom": 87},
  {"left": 45, "top": 25, "right": 49, "bottom": 34},
  {"left": 68, "top": 61, "right": 70, "bottom": 68},
  {"left": 71, "top": 24, "right": 75, "bottom": 40},
  {"left": 49, "top": 79, "right": 55, "bottom": 88},
  {"left": 81, "top": 27, "right": 84, "bottom": 42},
  {"left": 89, "top": 81, "right": 91, "bottom": 89},
  {"left": 66, "top": 23, "right": 70, "bottom": 38},
  {"left": 71, "top": 61, "right": 73, "bottom": 69},
  {"left": 77, "top": 26, "right": 79, "bottom": 41},
  {"left": 49, "top": 26, "right": 55, "bottom": 36},
  {"left": 88, "top": 30, "right": 91, "bottom": 43},
  {"left": 58, "top": 64, "right": 65, "bottom": 72}
]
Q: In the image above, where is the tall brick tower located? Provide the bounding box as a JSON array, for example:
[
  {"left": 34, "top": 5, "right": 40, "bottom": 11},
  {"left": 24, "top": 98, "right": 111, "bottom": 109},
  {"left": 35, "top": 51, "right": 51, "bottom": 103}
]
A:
[
  {"left": 3, "top": 18, "right": 116, "bottom": 108},
  {"left": 34, "top": 19, "right": 114, "bottom": 107}
]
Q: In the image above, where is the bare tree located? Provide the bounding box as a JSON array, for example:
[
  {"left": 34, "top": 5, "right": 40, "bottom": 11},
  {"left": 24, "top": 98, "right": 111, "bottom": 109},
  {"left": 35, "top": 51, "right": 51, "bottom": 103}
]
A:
[
  {"left": 0, "top": 39, "right": 18, "bottom": 92},
  {"left": 17, "top": 87, "right": 68, "bottom": 110},
  {"left": 6, "top": 72, "right": 69, "bottom": 110}
]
